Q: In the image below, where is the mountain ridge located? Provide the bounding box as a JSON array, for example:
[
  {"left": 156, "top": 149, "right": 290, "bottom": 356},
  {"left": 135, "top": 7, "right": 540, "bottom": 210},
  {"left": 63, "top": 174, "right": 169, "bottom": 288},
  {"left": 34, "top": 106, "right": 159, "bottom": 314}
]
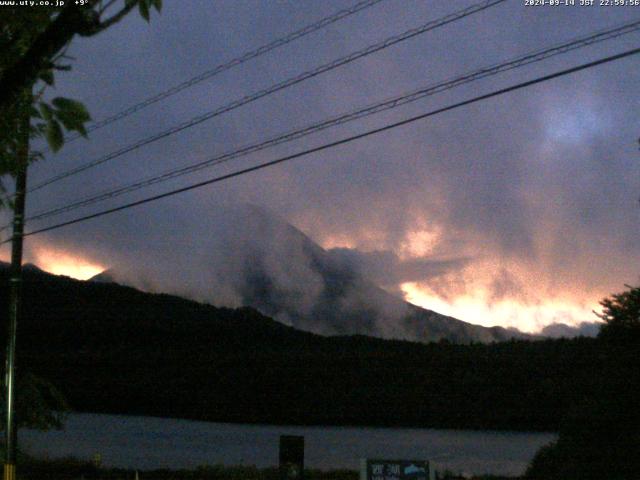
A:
[
  {"left": 0, "top": 258, "right": 606, "bottom": 432},
  {"left": 86, "top": 204, "right": 529, "bottom": 344}
]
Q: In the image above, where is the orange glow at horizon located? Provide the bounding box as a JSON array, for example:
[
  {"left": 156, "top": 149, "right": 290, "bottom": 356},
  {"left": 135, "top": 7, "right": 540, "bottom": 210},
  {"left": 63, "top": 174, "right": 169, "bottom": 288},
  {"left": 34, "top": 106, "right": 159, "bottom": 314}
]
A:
[
  {"left": 312, "top": 225, "right": 607, "bottom": 334},
  {"left": 401, "top": 281, "right": 600, "bottom": 333},
  {"left": 29, "top": 247, "right": 105, "bottom": 280}
]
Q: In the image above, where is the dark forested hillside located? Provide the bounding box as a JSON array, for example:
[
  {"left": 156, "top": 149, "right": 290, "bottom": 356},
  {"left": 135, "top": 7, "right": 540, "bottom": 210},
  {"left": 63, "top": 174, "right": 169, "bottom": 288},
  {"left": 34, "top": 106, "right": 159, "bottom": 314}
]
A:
[{"left": 0, "top": 265, "right": 611, "bottom": 431}]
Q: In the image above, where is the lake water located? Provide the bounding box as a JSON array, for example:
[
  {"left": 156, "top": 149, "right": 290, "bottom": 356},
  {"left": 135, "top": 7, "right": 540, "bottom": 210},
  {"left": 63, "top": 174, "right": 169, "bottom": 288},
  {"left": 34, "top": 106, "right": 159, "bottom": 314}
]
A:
[{"left": 21, "top": 413, "right": 555, "bottom": 477}]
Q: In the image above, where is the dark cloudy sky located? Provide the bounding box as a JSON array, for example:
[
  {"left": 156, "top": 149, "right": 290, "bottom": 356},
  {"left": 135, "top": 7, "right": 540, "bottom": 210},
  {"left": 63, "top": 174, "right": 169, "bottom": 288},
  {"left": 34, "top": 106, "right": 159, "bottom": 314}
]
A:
[{"left": 2, "top": 0, "right": 639, "bottom": 333}]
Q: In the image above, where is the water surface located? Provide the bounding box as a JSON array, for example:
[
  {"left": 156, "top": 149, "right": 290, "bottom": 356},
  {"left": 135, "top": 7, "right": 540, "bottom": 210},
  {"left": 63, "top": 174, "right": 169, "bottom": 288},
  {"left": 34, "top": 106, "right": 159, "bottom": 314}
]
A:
[{"left": 21, "top": 413, "right": 555, "bottom": 476}]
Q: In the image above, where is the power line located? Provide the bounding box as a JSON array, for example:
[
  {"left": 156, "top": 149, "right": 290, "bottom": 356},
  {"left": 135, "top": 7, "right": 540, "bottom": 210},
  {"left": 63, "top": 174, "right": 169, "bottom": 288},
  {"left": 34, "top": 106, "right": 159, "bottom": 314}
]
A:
[
  {"left": 22, "top": 18, "right": 640, "bottom": 225},
  {"left": 11, "top": 46, "right": 639, "bottom": 242},
  {"left": 28, "top": 0, "right": 506, "bottom": 193},
  {"left": 61, "top": 0, "right": 388, "bottom": 144}
]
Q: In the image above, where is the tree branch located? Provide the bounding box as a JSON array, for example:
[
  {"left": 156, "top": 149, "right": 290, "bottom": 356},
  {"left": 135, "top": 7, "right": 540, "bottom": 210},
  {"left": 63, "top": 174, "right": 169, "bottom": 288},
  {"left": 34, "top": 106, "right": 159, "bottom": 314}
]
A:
[
  {"left": 82, "top": 0, "right": 139, "bottom": 36},
  {"left": 0, "top": 5, "right": 96, "bottom": 113},
  {"left": 0, "top": 0, "right": 140, "bottom": 114}
]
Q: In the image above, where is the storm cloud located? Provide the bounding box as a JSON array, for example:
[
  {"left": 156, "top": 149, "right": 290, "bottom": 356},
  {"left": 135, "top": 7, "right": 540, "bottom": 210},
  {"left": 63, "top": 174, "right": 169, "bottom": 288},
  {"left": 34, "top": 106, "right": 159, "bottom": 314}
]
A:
[{"left": 2, "top": 0, "right": 639, "bottom": 333}]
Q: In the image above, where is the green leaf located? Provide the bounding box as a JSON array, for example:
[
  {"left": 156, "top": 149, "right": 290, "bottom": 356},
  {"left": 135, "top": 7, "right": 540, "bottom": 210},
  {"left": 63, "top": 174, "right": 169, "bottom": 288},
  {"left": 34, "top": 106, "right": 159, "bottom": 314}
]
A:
[
  {"left": 51, "top": 97, "right": 91, "bottom": 122},
  {"left": 45, "top": 119, "right": 64, "bottom": 152},
  {"left": 75, "top": 123, "right": 88, "bottom": 138},
  {"left": 139, "top": 0, "right": 150, "bottom": 21},
  {"left": 54, "top": 110, "right": 83, "bottom": 132},
  {"left": 30, "top": 106, "right": 42, "bottom": 119},
  {"left": 39, "top": 102, "right": 53, "bottom": 122},
  {"left": 40, "top": 69, "right": 54, "bottom": 86},
  {"left": 152, "top": 0, "right": 162, "bottom": 12},
  {"left": 51, "top": 97, "right": 91, "bottom": 136}
]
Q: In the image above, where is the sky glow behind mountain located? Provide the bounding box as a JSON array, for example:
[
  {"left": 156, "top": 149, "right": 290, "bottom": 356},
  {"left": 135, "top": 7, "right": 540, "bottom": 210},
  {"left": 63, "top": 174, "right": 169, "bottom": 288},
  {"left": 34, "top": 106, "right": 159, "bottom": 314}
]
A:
[{"left": 1, "top": 0, "right": 639, "bottom": 334}]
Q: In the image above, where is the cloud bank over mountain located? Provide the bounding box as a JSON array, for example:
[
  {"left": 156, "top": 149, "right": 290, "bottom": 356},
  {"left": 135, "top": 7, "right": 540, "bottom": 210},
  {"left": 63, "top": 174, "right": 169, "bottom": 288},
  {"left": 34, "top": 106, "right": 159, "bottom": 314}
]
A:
[
  {"left": 2, "top": 1, "right": 637, "bottom": 333},
  {"left": 86, "top": 205, "right": 524, "bottom": 343},
  {"left": 540, "top": 321, "right": 601, "bottom": 339}
]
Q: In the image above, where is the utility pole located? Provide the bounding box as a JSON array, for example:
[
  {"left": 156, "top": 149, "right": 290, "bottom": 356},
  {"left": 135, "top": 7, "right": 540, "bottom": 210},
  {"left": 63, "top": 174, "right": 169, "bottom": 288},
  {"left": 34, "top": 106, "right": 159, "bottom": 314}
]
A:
[{"left": 4, "top": 90, "right": 30, "bottom": 480}]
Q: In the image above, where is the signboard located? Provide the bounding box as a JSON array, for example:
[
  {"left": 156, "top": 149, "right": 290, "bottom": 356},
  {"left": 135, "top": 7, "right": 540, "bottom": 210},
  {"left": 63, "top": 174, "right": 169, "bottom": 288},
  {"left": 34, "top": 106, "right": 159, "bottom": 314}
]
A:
[
  {"left": 361, "top": 459, "right": 431, "bottom": 480},
  {"left": 279, "top": 435, "right": 304, "bottom": 480}
]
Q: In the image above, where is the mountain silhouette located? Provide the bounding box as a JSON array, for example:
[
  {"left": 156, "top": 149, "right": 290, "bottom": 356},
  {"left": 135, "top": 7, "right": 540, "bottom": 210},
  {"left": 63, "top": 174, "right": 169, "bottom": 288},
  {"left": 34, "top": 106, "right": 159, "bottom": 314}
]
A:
[{"left": 90, "top": 205, "right": 526, "bottom": 343}]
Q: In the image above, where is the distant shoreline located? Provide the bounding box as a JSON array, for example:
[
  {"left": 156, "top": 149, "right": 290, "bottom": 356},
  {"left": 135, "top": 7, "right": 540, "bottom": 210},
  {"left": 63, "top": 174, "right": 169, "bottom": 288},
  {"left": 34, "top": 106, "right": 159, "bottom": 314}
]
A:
[
  {"left": 67, "top": 410, "right": 560, "bottom": 435},
  {"left": 22, "top": 413, "right": 554, "bottom": 477},
  {"left": 18, "top": 456, "right": 517, "bottom": 480}
]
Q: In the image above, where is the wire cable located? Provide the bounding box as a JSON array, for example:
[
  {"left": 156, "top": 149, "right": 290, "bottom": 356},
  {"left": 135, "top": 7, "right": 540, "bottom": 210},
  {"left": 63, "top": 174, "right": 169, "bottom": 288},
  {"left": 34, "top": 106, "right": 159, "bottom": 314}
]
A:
[
  {"left": 61, "top": 0, "right": 388, "bottom": 144},
  {"left": 10, "top": 45, "right": 639, "bottom": 242},
  {"left": 28, "top": 0, "right": 507, "bottom": 193},
  {"left": 23, "top": 18, "right": 640, "bottom": 225}
]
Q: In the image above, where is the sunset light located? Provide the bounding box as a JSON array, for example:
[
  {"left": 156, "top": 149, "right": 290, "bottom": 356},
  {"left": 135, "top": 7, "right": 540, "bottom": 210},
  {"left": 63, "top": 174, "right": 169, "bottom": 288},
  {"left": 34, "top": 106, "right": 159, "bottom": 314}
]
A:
[
  {"left": 400, "top": 281, "right": 599, "bottom": 334},
  {"left": 29, "top": 246, "right": 105, "bottom": 280},
  {"left": 2, "top": 2, "right": 638, "bottom": 476}
]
